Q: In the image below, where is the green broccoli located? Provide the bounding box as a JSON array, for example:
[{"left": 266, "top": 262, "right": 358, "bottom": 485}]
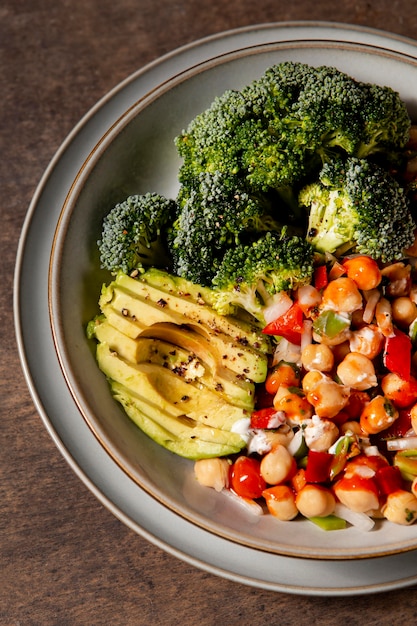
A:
[
  {"left": 299, "top": 156, "right": 416, "bottom": 262},
  {"left": 98, "top": 193, "right": 177, "bottom": 275},
  {"left": 211, "top": 230, "right": 315, "bottom": 324},
  {"left": 169, "top": 170, "right": 285, "bottom": 286},
  {"left": 175, "top": 62, "right": 410, "bottom": 205}
]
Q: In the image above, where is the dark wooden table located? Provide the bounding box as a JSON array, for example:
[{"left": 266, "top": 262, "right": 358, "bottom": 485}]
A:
[{"left": 3, "top": 1, "right": 417, "bottom": 623}]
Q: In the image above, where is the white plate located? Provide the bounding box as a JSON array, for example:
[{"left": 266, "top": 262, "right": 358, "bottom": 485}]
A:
[{"left": 14, "top": 22, "right": 417, "bottom": 594}]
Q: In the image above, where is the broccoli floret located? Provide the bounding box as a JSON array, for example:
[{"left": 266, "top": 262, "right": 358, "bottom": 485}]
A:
[
  {"left": 98, "top": 193, "right": 177, "bottom": 275},
  {"left": 169, "top": 170, "right": 284, "bottom": 286},
  {"left": 175, "top": 62, "right": 410, "bottom": 204},
  {"left": 299, "top": 156, "right": 416, "bottom": 262},
  {"left": 175, "top": 89, "right": 249, "bottom": 187},
  {"left": 211, "top": 230, "right": 315, "bottom": 324},
  {"left": 355, "top": 82, "right": 411, "bottom": 160}
]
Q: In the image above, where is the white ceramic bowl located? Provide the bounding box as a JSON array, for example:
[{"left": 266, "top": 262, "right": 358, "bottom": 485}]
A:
[{"left": 47, "top": 26, "right": 417, "bottom": 562}]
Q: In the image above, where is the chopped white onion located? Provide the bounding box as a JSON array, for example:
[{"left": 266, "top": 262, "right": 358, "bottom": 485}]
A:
[
  {"left": 287, "top": 428, "right": 305, "bottom": 456},
  {"left": 301, "top": 319, "right": 313, "bottom": 351},
  {"left": 272, "top": 338, "right": 302, "bottom": 367},
  {"left": 362, "top": 288, "right": 380, "bottom": 324},
  {"left": 263, "top": 292, "right": 293, "bottom": 324},
  {"left": 334, "top": 503, "right": 375, "bottom": 532},
  {"left": 297, "top": 284, "right": 322, "bottom": 310},
  {"left": 386, "top": 436, "right": 417, "bottom": 451},
  {"left": 222, "top": 489, "right": 264, "bottom": 516}
]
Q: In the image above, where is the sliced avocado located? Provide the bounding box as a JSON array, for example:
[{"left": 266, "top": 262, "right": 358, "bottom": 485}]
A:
[
  {"left": 111, "top": 271, "right": 271, "bottom": 354},
  {"left": 100, "top": 305, "right": 147, "bottom": 339},
  {"left": 93, "top": 319, "right": 255, "bottom": 409},
  {"left": 100, "top": 287, "right": 268, "bottom": 382},
  {"left": 112, "top": 382, "right": 244, "bottom": 459},
  {"left": 111, "top": 381, "right": 245, "bottom": 450},
  {"left": 136, "top": 336, "right": 254, "bottom": 410},
  {"left": 139, "top": 322, "right": 256, "bottom": 408},
  {"left": 93, "top": 317, "right": 141, "bottom": 362},
  {"left": 138, "top": 267, "right": 218, "bottom": 307},
  {"left": 96, "top": 343, "right": 250, "bottom": 431}
]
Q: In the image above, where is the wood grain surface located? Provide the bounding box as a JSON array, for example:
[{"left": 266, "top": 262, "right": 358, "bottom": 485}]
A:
[{"left": 2, "top": 1, "right": 417, "bottom": 624}]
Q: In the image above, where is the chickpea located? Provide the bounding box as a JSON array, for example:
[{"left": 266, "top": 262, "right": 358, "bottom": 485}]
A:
[
  {"left": 263, "top": 425, "right": 295, "bottom": 449},
  {"left": 260, "top": 444, "right": 296, "bottom": 485},
  {"left": 360, "top": 395, "right": 399, "bottom": 435},
  {"left": 304, "top": 416, "right": 339, "bottom": 452},
  {"left": 302, "top": 370, "right": 323, "bottom": 393},
  {"left": 262, "top": 485, "right": 299, "bottom": 521},
  {"left": 391, "top": 296, "right": 417, "bottom": 329},
  {"left": 382, "top": 490, "right": 417, "bottom": 525},
  {"left": 194, "top": 458, "right": 230, "bottom": 492},
  {"left": 342, "top": 255, "right": 382, "bottom": 291},
  {"left": 273, "top": 386, "right": 314, "bottom": 424},
  {"left": 334, "top": 476, "right": 379, "bottom": 514},
  {"left": 336, "top": 352, "right": 378, "bottom": 391},
  {"left": 321, "top": 277, "right": 363, "bottom": 314},
  {"left": 301, "top": 343, "right": 334, "bottom": 372},
  {"left": 349, "top": 325, "right": 384, "bottom": 360},
  {"left": 306, "top": 375, "right": 350, "bottom": 419},
  {"left": 340, "top": 420, "right": 365, "bottom": 437},
  {"left": 295, "top": 484, "right": 336, "bottom": 518},
  {"left": 381, "top": 373, "right": 417, "bottom": 409}
]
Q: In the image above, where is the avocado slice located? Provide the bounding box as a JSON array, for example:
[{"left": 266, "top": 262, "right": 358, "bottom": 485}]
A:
[
  {"left": 93, "top": 319, "right": 255, "bottom": 409},
  {"left": 91, "top": 269, "right": 274, "bottom": 458},
  {"left": 96, "top": 343, "right": 250, "bottom": 431},
  {"left": 104, "top": 271, "right": 271, "bottom": 354},
  {"left": 100, "top": 286, "right": 268, "bottom": 383},
  {"left": 111, "top": 382, "right": 244, "bottom": 459},
  {"left": 139, "top": 322, "right": 256, "bottom": 408}
]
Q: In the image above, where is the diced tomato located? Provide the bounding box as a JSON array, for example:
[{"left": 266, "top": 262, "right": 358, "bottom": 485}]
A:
[
  {"left": 262, "top": 302, "right": 304, "bottom": 345},
  {"left": 383, "top": 329, "right": 412, "bottom": 381},
  {"left": 230, "top": 456, "right": 266, "bottom": 499},
  {"left": 304, "top": 450, "right": 334, "bottom": 483},
  {"left": 313, "top": 265, "right": 328, "bottom": 290},
  {"left": 374, "top": 465, "right": 404, "bottom": 496},
  {"left": 250, "top": 407, "right": 284, "bottom": 429}
]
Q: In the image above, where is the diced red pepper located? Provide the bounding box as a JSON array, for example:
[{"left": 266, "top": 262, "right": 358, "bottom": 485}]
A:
[
  {"left": 314, "top": 265, "right": 328, "bottom": 290},
  {"left": 250, "top": 407, "right": 284, "bottom": 429},
  {"left": 262, "top": 302, "right": 304, "bottom": 345},
  {"left": 382, "top": 408, "right": 412, "bottom": 439},
  {"left": 374, "top": 465, "right": 404, "bottom": 496},
  {"left": 304, "top": 450, "right": 334, "bottom": 483},
  {"left": 383, "top": 329, "right": 412, "bottom": 381}
]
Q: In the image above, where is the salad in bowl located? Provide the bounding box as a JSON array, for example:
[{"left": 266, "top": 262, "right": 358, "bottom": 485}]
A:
[{"left": 86, "top": 61, "right": 417, "bottom": 534}]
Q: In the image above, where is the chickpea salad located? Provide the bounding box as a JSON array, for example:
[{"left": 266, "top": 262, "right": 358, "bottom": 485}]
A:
[
  {"left": 90, "top": 63, "right": 417, "bottom": 532},
  {"left": 195, "top": 253, "right": 417, "bottom": 530}
]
